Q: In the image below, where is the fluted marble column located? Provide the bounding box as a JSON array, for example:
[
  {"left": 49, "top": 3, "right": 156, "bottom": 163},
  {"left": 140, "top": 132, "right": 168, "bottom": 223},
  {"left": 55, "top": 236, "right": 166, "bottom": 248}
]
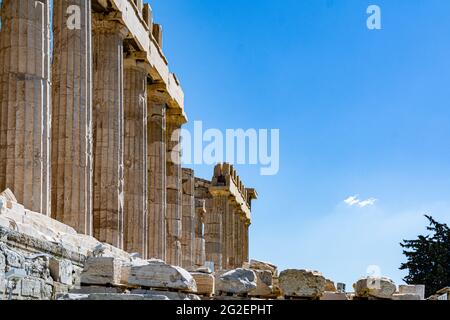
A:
[
  {"left": 205, "top": 190, "right": 228, "bottom": 271},
  {"left": 237, "top": 214, "right": 246, "bottom": 267},
  {"left": 243, "top": 219, "right": 250, "bottom": 263},
  {"left": 0, "top": 0, "right": 51, "bottom": 215},
  {"left": 194, "top": 199, "right": 206, "bottom": 267},
  {"left": 181, "top": 168, "right": 195, "bottom": 268},
  {"left": 123, "top": 58, "right": 148, "bottom": 257},
  {"left": 222, "top": 199, "right": 236, "bottom": 269},
  {"left": 165, "top": 111, "right": 183, "bottom": 266},
  {"left": 147, "top": 85, "right": 167, "bottom": 260},
  {"left": 51, "top": 0, "right": 93, "bottom": 233},
  {"left": 92, "top": 14, "right": 128, "bottom": 249},
  {"left": 234, "top": 208, "right": 243, "bottom": 268}
]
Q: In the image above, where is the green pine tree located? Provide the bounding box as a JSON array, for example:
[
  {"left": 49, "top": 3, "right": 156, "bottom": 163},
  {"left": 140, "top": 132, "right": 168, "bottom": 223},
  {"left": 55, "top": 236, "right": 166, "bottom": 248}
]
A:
[{"left": 400, "top": 215, "right": 450, "bottom": 298}]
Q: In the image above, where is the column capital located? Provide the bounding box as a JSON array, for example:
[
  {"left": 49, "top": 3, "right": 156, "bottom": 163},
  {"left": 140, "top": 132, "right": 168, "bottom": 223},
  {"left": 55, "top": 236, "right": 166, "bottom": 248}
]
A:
[
  {"left": 124, "top": 56, "right": 149, "bottom": 73},
  {"left": 166, "top": 107, "right": 187, "bottom": 127},
  {"left": 148, "top": 83, "right": 171, "bottom": 105},
  {"left": 92, "top": 13, "right": 129, "bottom": 39},
  {"left": 209, "top": 187, "right": 231, "bottom": 198}
]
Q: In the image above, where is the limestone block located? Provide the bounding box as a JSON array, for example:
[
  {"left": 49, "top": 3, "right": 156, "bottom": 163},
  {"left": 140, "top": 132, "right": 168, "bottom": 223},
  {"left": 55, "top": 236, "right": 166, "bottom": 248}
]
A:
[
  {"left": 320, "top": 292, "right": 349, "bottom": 300},
  {"left": 249, "top": 270, "right": 273, "bottom": 297},
  {"left": 190, "top": 272, "right": 215, "bottom": 296},
  {"left": 279, "top": 269, "right": 326, "bottom": 299},
  {"left": 23, "top": 209, "right": 77, "bottom": 236},
  {"left": 58, "top": 293, "right": 143, "bottom": 300},
  {"left": 191, "top": 266, "right": 212, "bottom": 274},
  {"left": 392, "top": 293, "right": 421, "bottom": 301},
  {"left": 21, "top": 278, "right": 43, "bottom": 299},
  {"left": 2, "top": 207, "right": 78, "bottom": 243},
  {"left": 70, "top": 286, "right": 124, "bottom": 295},
  {"left": 52, "top": 282, "right": 70, "bottom": 297},
  {"left": 249, "top": 259, "right": 278, "bottom": 276},
  {"left": 120, "top": 259, "right": 149, "bottom": 285},
  {"left": 216, "top": 269, "right": 257, "bottom": 295},
  {"left": 59, "top": 233, "right": 102, "bottom": 257},
  {"left": 399, "top": 284, "right": 425, "bottom": 299},
  {"left": 101, "top": 243, "right": 133, "bottom": 261},
  {"left": 127, "top": 260, "right": 197, "bottom": 292},
  {"left": 49, "top": 258, "right": 74, "bottom": 286},
  {"left": 353, "top": 277, "right": 396, "bottom": 299},
  {"left": 271, "top": 277, "right": 282, "bottom": 298},
  {"left": 4, "top": 247, "right": 24, "bottom": 268},
  {"left": 24, "top": 257, "right": 52, "bottom": 284},
  {"left": 132, "top": 289, "right": 202, "bottom": 300},
  {"left": 59, "top": 292, "right": 201, "bottom": 301},
  {"left": 80, "top": 257, "right": 122, "bottom": 286},
  {"left": 398, "top": 284, "right": 417, "bottom": 294},
  {"left": 325, "top": 279, "right": 337, "bottom": 292}
]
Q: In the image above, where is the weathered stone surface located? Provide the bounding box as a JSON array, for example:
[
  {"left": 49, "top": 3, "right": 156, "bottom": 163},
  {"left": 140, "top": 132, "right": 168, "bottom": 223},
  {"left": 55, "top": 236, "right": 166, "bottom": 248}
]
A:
[
  {"left": 0, "top": 250, "right": 5, "bottom": 275},
  {"left": 190, "top": 272, "right": 215, "bottom": 296},
  {"left": 70, "top": 286, "right": 124, "bottom": 295},
  {"left": 392, "top": 293, "right": 421, "bottom": 301},
  {"left": 119, "top": 258, "right": 148, "bottom": 284},
  {"left": 279, "top": 269, "right": 326, "bottom": 298},
  {"left": 131, "top": 289, "right": 201, "bottom": 300},
  {"left": 398, "top": 284, "right": 425, "bottom": 299},
  {"left": 58, "top": 293, "right": 143, "bottom": 300},
  {"left": 216, "top": 268, "right": 257, "bottom": 295},
  {"left": 4, "top": 246, "right": 24, "bottom": 268},
  {"left": 0, "top": 189, "right": 17, "bottom": 203},
  {"left": 49, "top": 258, "right": 73, "bottom": 286},
  {"left": 398, "top": 284, "right": 417, "bottom": 294},
  {"left": 320, "top": 292, "right": 349, "bottom": 300},
  {"left": 59, "top": 291, "right": 200, "bottom": 301},
  {"left": 80, "top": 257, "right": 122, "bottom": 286},
  {"left": 249, "top": 259, "right": 278, "bottom": 276},
  {"left": 21, "top": 278, "right": 43, "bottom": 299},
  {"left": 249, "top": 270, "right": 273, "bottom": 297},
  {"left": 128, "top": 260, "right": 197, "bottom": 292},
  {"left": 24, "top": 257, "right": 52, "bottom": 284},
  {"left": 353, "top": 277, "right": 397, "bottom": 299},
  {"left": 52, "top": 282, "right": 70, "bottom": 297},
  {"left": 325, "top": 279, "right": 337, "bottom": 292}
]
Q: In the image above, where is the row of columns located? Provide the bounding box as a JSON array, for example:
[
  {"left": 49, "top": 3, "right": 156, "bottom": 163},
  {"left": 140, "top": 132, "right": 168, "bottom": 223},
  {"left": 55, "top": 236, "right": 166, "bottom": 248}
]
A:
[
  {"left": 204, "top": 164, "right": 253, "bottom": 272},
  {"left": 0, "top": 1, "right": 186, "bottom": 264},
  {"left": 0, "top": 1, "right": 255, "bottom": 270}
]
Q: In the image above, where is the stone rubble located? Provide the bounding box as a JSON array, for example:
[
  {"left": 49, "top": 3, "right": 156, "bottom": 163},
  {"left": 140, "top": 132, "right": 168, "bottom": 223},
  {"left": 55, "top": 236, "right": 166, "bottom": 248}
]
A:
[
  {"left": 127, "top": 260, "right": 197, "bottom": 293},
  {"left": 353, "top": 276, "right": 397, "bottom": 299},
  {"left": 216, "top": 269, "right": 257, "bottom": 295},
  {"left": 190, "top": 272, "right": 215, "bottom": 297},
  {"left": 279, "top": 269, "right": 327, "bottom": 299}
]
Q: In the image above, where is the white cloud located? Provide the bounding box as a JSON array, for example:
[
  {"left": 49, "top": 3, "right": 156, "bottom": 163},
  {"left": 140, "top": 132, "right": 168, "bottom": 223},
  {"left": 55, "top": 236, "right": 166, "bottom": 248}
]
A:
[{"left": 344, "top": 195, "right": 378, "bottom": 207}]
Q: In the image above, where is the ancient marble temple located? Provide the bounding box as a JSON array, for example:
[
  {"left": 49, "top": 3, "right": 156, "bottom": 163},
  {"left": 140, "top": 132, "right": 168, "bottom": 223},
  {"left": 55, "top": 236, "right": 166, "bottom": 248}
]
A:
[{"left": 0, "top": 0, "right": 256, "bottom": 271}]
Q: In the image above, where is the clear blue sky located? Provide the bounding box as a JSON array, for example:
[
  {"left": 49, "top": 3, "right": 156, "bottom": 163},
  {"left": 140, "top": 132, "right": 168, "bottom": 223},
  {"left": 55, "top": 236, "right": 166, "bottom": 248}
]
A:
[{"left": 148, "top": 0, "right": 450, "bottom": 288}]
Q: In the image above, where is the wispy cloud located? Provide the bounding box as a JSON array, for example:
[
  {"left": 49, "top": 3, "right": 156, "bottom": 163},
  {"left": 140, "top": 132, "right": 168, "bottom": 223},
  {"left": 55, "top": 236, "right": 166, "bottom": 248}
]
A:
[{"left": 344, "top": 195, "right": 378, "bottom": 208}]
